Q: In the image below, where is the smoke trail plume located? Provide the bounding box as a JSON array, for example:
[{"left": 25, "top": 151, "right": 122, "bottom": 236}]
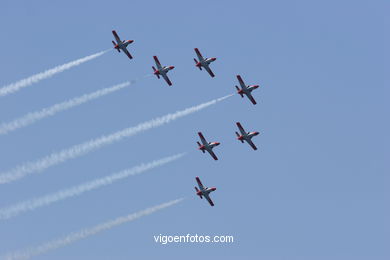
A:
[
  {"left": 0, "top": 153, "right": 185, "bottom": 220},
  {"left": 1, "top": 198, "right": 184, "bottom": 260},
  {"left": 0, "top": 50, "right": 109, "bottom": 97},
  {"left": 0, "top": 94, "right": 232, "bottom": 184},
  {"left": 0, "top": 81, "right": 131, "bottom": 135}
]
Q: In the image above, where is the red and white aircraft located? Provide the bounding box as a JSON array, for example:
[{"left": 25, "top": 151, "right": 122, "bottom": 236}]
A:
[
  {"left": 111, "top": 30, "right": 134, "bottom": 59},
  {"left": 193, "top": 48, "right": 217, "bottom": 77},
  {"left": 197, "top": 132, "right": 220, "bottom": 160},
  {"left": 235, "top": 75, "right": 259, "bottom": 105},
  {"left": 235, "top": 122, "right": 259, "bottom": 150},
  {"left": 152, "top": 56, "right": 175, "bottom": 86},
  {"left": 195, "top": 176, "right": 216, "bottom": 207}
]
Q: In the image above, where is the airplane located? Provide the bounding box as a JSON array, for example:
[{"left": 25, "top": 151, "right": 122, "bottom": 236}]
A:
[
  {"left": 235, "top": 75, "right": 259, "bottom": 105},
  {"left": 111, "top": 30, "right": 134, "bottom": 59},
  {"left": 193, "top": 48, "right": 217, "bottom": 77},
  {"left": 197, "top": 132, "right": 220, "bottom": 160},
  {"left": 195, "top": 176, "right": 216, "bottom": 206},
  {"left": 152, "top": 56, "right": 175, "bottom": 86},
  {"left": 235, "top": 122, "right": 259, "bottom": 150}
]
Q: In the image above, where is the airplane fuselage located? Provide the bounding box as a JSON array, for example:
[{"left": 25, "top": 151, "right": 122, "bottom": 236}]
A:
[
  {"left": 155, "top": 66, "right": 174, "bottom": 76},
  {"left": 198, "top": 142, "right": 220, "bottom": 152},
  {"left": 236, "top": 85, "right": 259, "bottom": 105},
  {"left": 238, "top": 131, "right": 258, "bottom": 140},
  {"left": 114, "top": 40, "right": 133, "bottom": 51},
  {"left": 240, "top": 85, "right": 258, "bottom": 95},
  {"left": 196, "top": 57, "right": 216, "bottom": 68},
  {"left": 247, "top": 131, "right": 259, "bottom": 139},
  {"left": 205, "top": 57, "right": 216, "bottom": 63},
  {"left": 197, "top": 187, "right": 216, "bottom": 197}
]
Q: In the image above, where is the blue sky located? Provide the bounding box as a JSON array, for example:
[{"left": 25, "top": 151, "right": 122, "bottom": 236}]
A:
[{"left": 0, "top": 0, "right": 387, "bottom": 259}]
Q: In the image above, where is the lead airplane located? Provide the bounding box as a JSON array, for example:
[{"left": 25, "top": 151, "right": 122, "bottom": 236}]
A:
[
  {"left": 195, "top": 176, "right": 216, "bottom": 206},
  {"left": 197, "top": 132, "right": 220, "bottom": 160},
  {"left": 193, "top": 48, "right": 217, "bottom": 77},
  {"left": 235, "top": 75, "right": 259, "bottom": 105},
  {"left": 235, "top": 122, "right": 259, "bottom": 150},
  {"left": 111, "top": 30, "right": 134, "bottom": 59},
  {"left": 152, "top": 56, "right": 175, "bottom": 86}
]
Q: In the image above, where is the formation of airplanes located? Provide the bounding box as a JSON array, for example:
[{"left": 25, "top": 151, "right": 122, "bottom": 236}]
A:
[
  {"left": 197, "top": 122, "right": 259, "bottom": 161},
  {"left": 111, "top": 31, "right": 260, "bottom": 105},
  {"left": 111, "top": 30, "right": 261, "bottom": 207},
  {"left": 194, "top": 122, "right": 259, "bottom": 206}
]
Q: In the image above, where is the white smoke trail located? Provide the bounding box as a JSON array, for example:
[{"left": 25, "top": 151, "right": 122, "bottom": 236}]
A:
[
  {"left": 0, "top": 153, "right": 185, "bottom": 220},
  {"left": 0, "top": 81, "right": 131, "bottom": 135},
  {"left": 0, "top": 50, "right": 109, "bottom": 97},
  {"left": 0, "top": 94, "right": 233, "bottom": 184},
  {"left": 1, "top": 198, "right": 184, "bottom": 260}
]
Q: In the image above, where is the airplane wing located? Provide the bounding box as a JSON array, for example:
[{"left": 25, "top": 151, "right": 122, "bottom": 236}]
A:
[
  {"left": 246, "top": 139, "right": 258, "bottom": 150},
  {"left": 204, "top": 65, "right": 215, "bottom": 77},
  {"left": 236, "top": 122, "right": 246, "bottom": 135},
  {"left": 198, "top": 132, "right": 207, "bottom": 145},
  {"left": 195, "top": 177, "right": 205, "bottom": 190},
  {"left": 122, "top": 48, "right": 133, "bottom": 59},
  {"left": 112, "top": 30, "right": 121, "bottom": 43},
  {"left": 194, "top": 48, "right": 204, "bottom": 61},
  {"left": 204, "top": 193, "right": 215, "bottom": 206},
  {"left": 237, "top": 75, "right": 247, "bottom": 89},
  {"left": 208, "top": 149, "right": 218, "bottom": 161},
  {"left": 153, "top": 56, "right": 163, "bottom": 69},
  {"left": 161, "top": 73, "right": 172, "bottom": 86},
  {"left": 246, "top": 93, "right": 257, "bottom": 105}
]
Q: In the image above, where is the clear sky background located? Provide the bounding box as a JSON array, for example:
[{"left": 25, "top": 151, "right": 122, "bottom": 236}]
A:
[{"left": 0, "top": 0, "right": 387, "bottom": 259}]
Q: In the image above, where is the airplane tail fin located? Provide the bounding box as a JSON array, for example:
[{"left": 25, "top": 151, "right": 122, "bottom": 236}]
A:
[
  {"left": 112, "top": 41, "right": 120, "bottom": 52},
  {"left": 194, "top": 58, "right": 202, "bottom": 70},
  {"left": 152, "top": 66, "right": 160, "bottom": 78},
  {"left": 236, "top": 132, "right": 244, "bottom": 143},
  {"left": 236, "top": 85, "right": 244, "bottom": 97},
  {"left": 197, "top": 142, "right": 205, "bottom": 153},
  {"left": 195, "top": 187, "right": 203, "bottom": 199}
]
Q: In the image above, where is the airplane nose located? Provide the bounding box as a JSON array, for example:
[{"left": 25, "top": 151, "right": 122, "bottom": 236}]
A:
[
  {"left": 215, "top": 142, "right": 220, "bottom": 146},
  {"left": 212, "top": 57, "right": 217, "bottom": 61},
  {"left": 128, "top": 40, "right": 134, "bottom": 43},
  {"left": 170, "top": 66, "right": 175, "bottom": 69},
  {"left": 212, "top": 187, "right": 217, "bottom": 191}
]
